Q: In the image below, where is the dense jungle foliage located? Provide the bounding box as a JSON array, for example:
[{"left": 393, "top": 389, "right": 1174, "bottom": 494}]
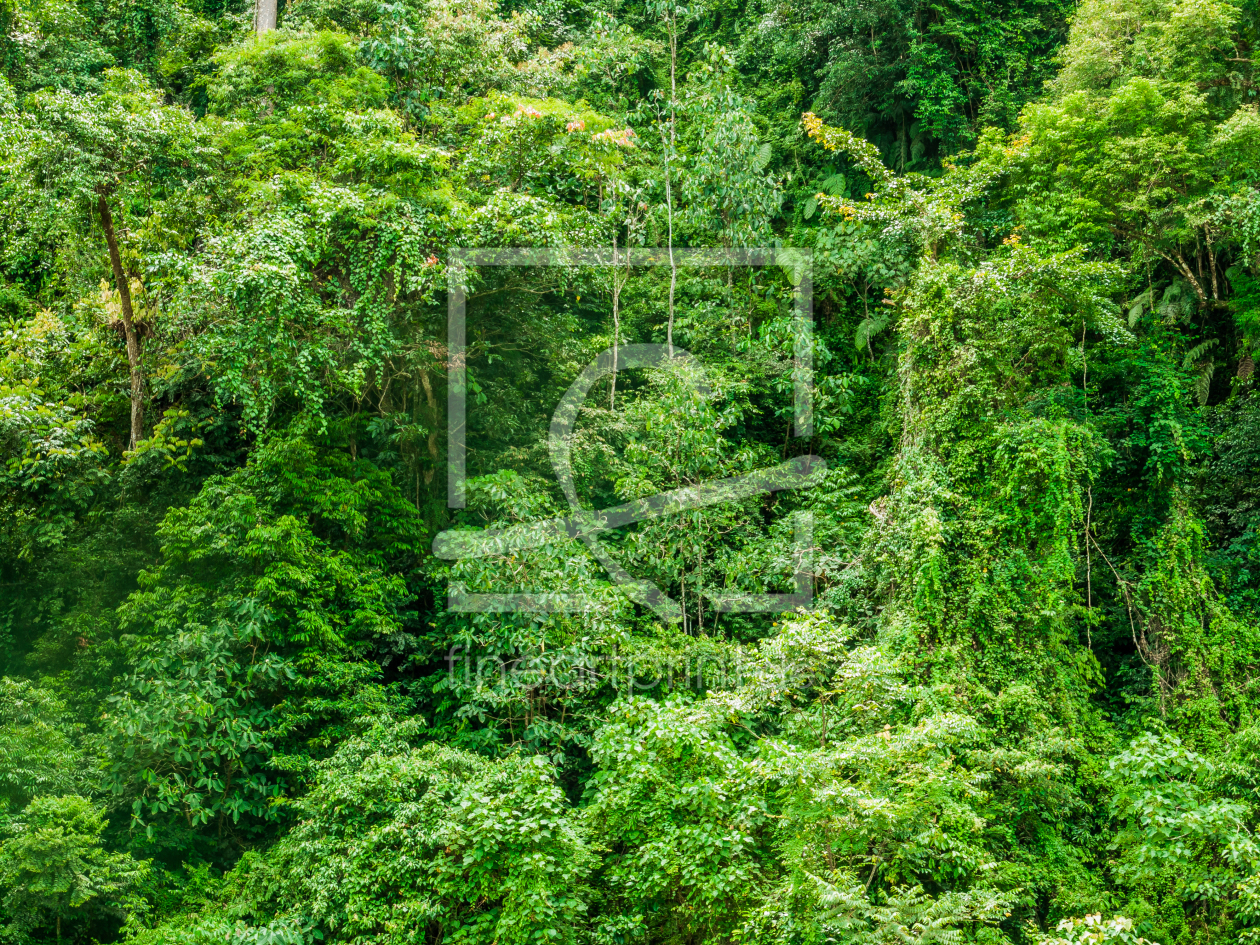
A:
[{"left": 0, "top": 0, "right": 1259, "bottom": 942}]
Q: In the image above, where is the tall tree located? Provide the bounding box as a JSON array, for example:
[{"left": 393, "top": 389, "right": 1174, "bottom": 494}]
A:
[
  {"left": 255, "top": 0, "right": 277, "bottom": 33},
  {"left": 2, "top": 69, "right": 204, "bottom": 449}
]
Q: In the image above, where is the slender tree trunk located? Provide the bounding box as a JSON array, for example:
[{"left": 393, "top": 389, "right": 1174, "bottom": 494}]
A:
[
  {"left": 666, "top": 172, "right": 676, "bottom": 358},
  {"left": 611, "top": 233, "right": 622, "bottom": 410},
  {"left": 97, "top": 190, "right": 144, "bottom": 450},
  {"left": 665, "top": 9, "right": 677, "bottom": 358},
  {"left": 899, "top": 109, "right": 908, "bottom": 171},
  {"left": 420, "top": 368, "right": 439, "bottom": 487},
  {"left": 255, "top": 0, "right": 277, "bottom": 32}
]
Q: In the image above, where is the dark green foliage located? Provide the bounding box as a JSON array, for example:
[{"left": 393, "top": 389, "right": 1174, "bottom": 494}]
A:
[
  {"left": 103, "top": 436, "right": 422, "bottom": 855},
  {"left": 805, "top": 0, "right": 1072, "bottom": 159},
  {"left": 1, "top": 0, "right": 1259, "bottom": 943}
]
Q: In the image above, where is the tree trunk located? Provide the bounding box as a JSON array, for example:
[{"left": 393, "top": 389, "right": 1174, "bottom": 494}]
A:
[
  {"left": 97, "top": 191, "right": 144, "bottom": 450},
  {"left": 663, "top": 6, "right": 678, "bottom": 358},
  {"left": 610, "top": 233, "right": 622, "bottom": 410},
  {"left": 255, "top": 0, "right": 277, "bottom": 32}
]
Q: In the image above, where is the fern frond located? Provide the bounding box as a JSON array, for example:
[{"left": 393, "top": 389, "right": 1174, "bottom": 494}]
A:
[
  {"left": 821, "top": 172, "right": 847, "bottom": 195},
  {"left": 1182, "top": 338, "right": 1218, "bottom": 371},
  {"left": 1196, "top": 361, "right": 1215, "bottom": 406}
]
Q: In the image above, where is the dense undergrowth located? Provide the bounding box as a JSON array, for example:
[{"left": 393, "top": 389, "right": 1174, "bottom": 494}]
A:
[{"left": 1, "top": 0, "right": 1259, "bottom": 943}]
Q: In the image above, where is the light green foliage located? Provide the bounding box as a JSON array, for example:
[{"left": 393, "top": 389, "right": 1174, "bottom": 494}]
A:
[
  {"left": 1130, "top": 498, "right": 1260, "bottom": 732},
  {"left": 3, "top": 0, "right": 113, "bottom": 93},
  {"left": 1041, "top": 914, "right": 1158, "bottom": 945},
  {"left": 1052, "top": 0, "right": 1245, "bottom": 95},
  {"left": 291, "top": 0, "right": 548, "bottom": 111},
  {"left": 143, "top": 718, "right": 592, "bottom": 945},
  {"left": 678, "top": 47, "right": 782, "bottom": 248},
  {"left": 0, "top": 66, "right": 204, "bottom": 318},
  {"left": 0, "top": 795, "right": 147, "bottom": 940},
  {"left": 1106, "top": 732, "right": 1259, "bottom": 901},
  {"left": 584, "top": 613, "right": 1041, "bottom": 943},
  {"left": 1018, "top": 0, "right": 1260, "bottom": 287},
  {"left": 807, "top": 111, "right": 1123, "bottom": 680},
  {"left": 12, "top": 68, "right": 204, "bottom": 205},
  {"left": 0, "top": 680, "right": 88, "bottom": 817},
  {"left": 1, "top": 0, "right": 1259, "bottom": 944},
  {"left": 586, "top": 696, "right": 774, "bottom": 941},
  {"left": 0, "top": 378, "right": 106, "bottom": 561}
]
